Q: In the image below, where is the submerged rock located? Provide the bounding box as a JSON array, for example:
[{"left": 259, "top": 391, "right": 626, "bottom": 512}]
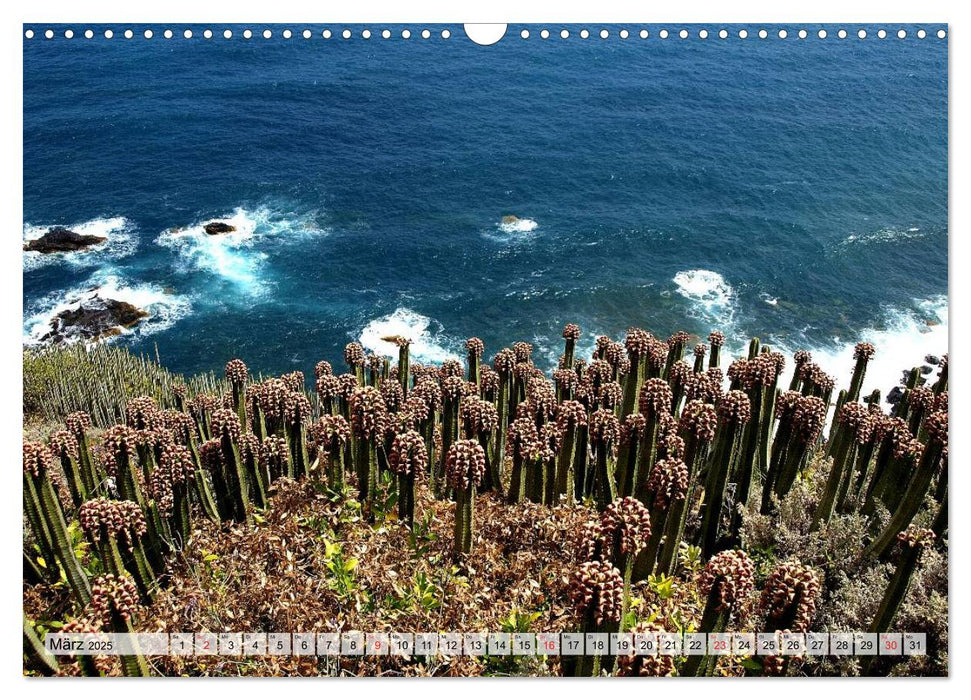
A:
[
  {"left": 39, "top": 295, "right": 149, "bottom": 345},
  {"left": 24, "top": 227, "right": 107, "bottom": 253},
  {"left": 204, "top": 221, "right": 236, "bottom": 235}
]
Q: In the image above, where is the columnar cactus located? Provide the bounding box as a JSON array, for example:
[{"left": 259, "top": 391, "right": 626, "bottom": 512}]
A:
[
  {"left": 344, "top": 342, "right": 367, "bottom": 385},
  {"left": 863, "top": 526, "right": 937, "bottom": 675},
  {"left": 310, "top": 414, "right": 350, "bottom": 489},
  {"left": 769, "top": 395, "right": 826, "bottom": 506},
  {"left": 757, "top": 561, "right": 821, "bottom": 676},
  {"left": 587, "top": 497, "right": 652, "bottom": 621},
  {"left": 734, "top": 354, "right": 778, "bottom": 524},
  {"left": 631, "top": 378, "right": 673, "bottom": 503},
  {"left": 505, "top": 416, "right": 540, "bottom": 504},
  {"left": 568, "top": 560, "right": 624, "bottom": 676},
  {"left": 588, "top": 408, "right": 621, "bottom": 511},
  {"left": 707, "top": 331, "right": 725, "bottom": 369},
  {"left": 210, "top": 407, "right": 252, "bottom": 525},
  {"left": 388, "top": 430, "right": 428, "bottom": 528},
  {"left": 867, "top": 410, "right": 947, "bottom": 561},
  {"left": 49, "top": 430, "right": 85, "bottom": 507},
  {"left": 445, "top": 439, "right": 486, "bottom": 556},
  {"left": 349, "top": 386, "right": 389, "bottom": 508},
  {"left": 614, "top": 413, "right": 646, "bottom": 498},
  {"left": 283, "top": 390, "right": 312, "bottom": 479},
  {"left": 23, "top": 442, "right": 90, "bottom": 604},
  {"left": 65, "top": 411, "right": 100, "bottom": 498},
  {"left": 88, "top": 574, "right": 150, "bottom": 676},
  {"left": 693, "top": 343, "right": 708, "bottom": 373},
  {"left": 813, "top": 402, "right": 870, "bottom": 528},
  {"left": 682, "top": 549, "right": 755, "bottom": 676},
  {"left": 699, "top": 390, "right": 751, "bottom": 557},
  {"left": 460, "top": 396, "right": 499, "bottom": 492},
  {"left": 465, "top": 337, "right": 484, "bottom": 386},
  {"left": 847, "top": 342, "right": 876, "bottom": 404},
  {"left": 224, "top": 358, "right": 248, "bottom": 427},
  {"left": 78, "top": 498, "right": 155, "bottom": 600},
  {"left": 640, "top": 457, "right": 689, "bottom": 579}
]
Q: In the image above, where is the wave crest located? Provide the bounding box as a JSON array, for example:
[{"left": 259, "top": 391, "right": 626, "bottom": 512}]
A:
[{"left": 359, "top": 308, "right": 459, "bottom": 364}]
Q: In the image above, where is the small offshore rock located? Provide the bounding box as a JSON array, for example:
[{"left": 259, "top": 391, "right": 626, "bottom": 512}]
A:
[
  {"left": 501, "top": 215, "right": 520, "bottom": 225},
  {"left": 887, "top": 386, "right": 905, "bottom": 405},
  {"left": 204, "top": 221, "right": 236, "bottom": 235},
  {"left": 925, "top": 355, "right": 940, "bottom": 366},
  {"left": 39, "top": 295, "right": 149, "bottom": 345},
  {"left": 920, "top": 365, "right": 933, "bottom": 376},
  {"left": 24, "top": 227, "right": 107, "bottom": 253}
]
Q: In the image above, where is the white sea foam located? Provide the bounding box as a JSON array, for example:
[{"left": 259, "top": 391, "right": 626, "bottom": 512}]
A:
[
  {"left": 155, "top": 206, "right": 325, "bottom": 293},
  {"left": 498, "top": 216, "right": 538, "bottom": 233},
  {"left": 757, "top": 296, "right": 948, "bottom": 409},
  {"left": 358, "top": 308, "right": 460, "bottom": 364},
  {"left": 673, "top": 269, "right": 737, "bottom": 327},
  {"left": 23, "top": 272, "right": 191, "bottom": 347},
  {"left": 840, "top": 227, "right": 928, "bottom": 246},
  {"left": 23, "top": 217, "right": 136, "bottom": 272}
]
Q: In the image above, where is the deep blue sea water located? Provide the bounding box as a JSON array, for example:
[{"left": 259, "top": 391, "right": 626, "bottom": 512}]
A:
[{"left": 23, "top": 24, "right": 948, "bottom": 396}]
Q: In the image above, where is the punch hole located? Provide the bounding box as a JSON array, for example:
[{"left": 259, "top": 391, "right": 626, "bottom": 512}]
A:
[{"left": 464, "top": 24, "right": 507, "bottom": 46}]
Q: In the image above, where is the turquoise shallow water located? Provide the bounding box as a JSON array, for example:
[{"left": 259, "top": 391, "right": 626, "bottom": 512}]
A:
[{"left": 23, "top": 24, "right": 948, "bottom": 395}]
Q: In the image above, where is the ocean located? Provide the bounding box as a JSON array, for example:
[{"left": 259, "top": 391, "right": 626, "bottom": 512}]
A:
[{"left": 23, "top": 24, "right": 948, "bottom": 399}]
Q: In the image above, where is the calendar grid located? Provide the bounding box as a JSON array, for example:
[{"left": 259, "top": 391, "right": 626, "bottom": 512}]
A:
[{"left": 44, "top": 631, "right": 926, "bottom": 658}]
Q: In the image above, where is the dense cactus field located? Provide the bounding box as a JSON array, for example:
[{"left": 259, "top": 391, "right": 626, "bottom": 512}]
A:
[{"left": 22, "top": 327, "right": 948, "bottom": 677}]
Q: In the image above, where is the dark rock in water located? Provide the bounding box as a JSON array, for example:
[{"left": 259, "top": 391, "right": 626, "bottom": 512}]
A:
[
  {"left": 887, "top": 386, "right": 905, "bottom": 405},
  {"left": 204, "top": 221, "right": 236, "bottom": 235},
  {"left": 925, "top": 354, "right": 940, "bottom": 366},
  {"left": 23, "top": 227, "right": 107, "bottom": 253},
  {"left": 920, "top": 365, "right": 933, "bottom": 375},
  {"left": 39, "top": 295, "right": 149, "bottom": 345},
  {"left": 501, "top": 215, "right": 520, "bottom": 225}
]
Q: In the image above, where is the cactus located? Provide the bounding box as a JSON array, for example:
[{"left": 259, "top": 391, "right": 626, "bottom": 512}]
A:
[
  {"left": 707, "top": 331, "right": 725, "bottom": 369},
  {"left": 733, "top": 355, "right": 778, "bottom": 533},
  {"left": 813, "top": 402, "right": 870, "bottom": 529},
  {"left": 224, "top": 358, "right": 248, "bottom": 427},
  {"left": 88, "top": 574, "right": 151, "bottom": 676},
  {"left": 588, "top": 409, "right": 621, "bottom": 511},
  {"left": 311, "top": 414, "right": 350, "bottom": 489},
  {"left": 78, "top": 498, "right": 155, "bottom": 600},
  {"left": 585, "top": 496, "right": 652, "bottom": 624},
  {"left": 23, "top": 441, "right": 91, "bottom": 605},
  {"left": 344, "top": 342, "right": 366, "bottom": 385},
  {"left": 756, "top": 561, "right": 820, "bottom": 676},
  {"left": 769, "top": 395, "right": 826, "bottom": 505},
  {"left": 566, "top": 560, "right": 624, "bottom": 677},
  {"left": 681, "top": 549, "right": 755, "bottom": 676},
  {"left": 630, "top": 378, "right": 673, "bottom": 504},
  {"left": 24, "top": 615, "right": 59, "bottom": 676},
  {"left": 863, "top": 526, "right": 937, "bottom": 675},
  {"left": 388, "top": 430, "right": 428, "bottom": 529},
  {"left": 636, "top": 457, "right": 688, "bottom": 580},
  {"left": 699, "top": 390, "right": 751, "bottom": 557},
  {"left": 505, "top": 417, "right": 539, "bottom": 504},
  {"left": 866, "top": 410, "right": 947, "bottom": 561},
  {"left": 283, "top": 391, "right": 312, "bottom": 479},
  {"left": 465, "top": 337, "right": 484, "bottom": 386},
  {"left": 210, "top": 408, "right": 253, "bottom": 525},
  {"left": 552, "top": 400, "right": 586, "bottom": 502},
  {"left": 620, "top": 328, "right": 650, "bottom": 418},
  {"left": 349, "top": 386, "right": 388, "bottom": 509},
  {"left": 445, "top": 439, "right": 486, "bottom": 556}
]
